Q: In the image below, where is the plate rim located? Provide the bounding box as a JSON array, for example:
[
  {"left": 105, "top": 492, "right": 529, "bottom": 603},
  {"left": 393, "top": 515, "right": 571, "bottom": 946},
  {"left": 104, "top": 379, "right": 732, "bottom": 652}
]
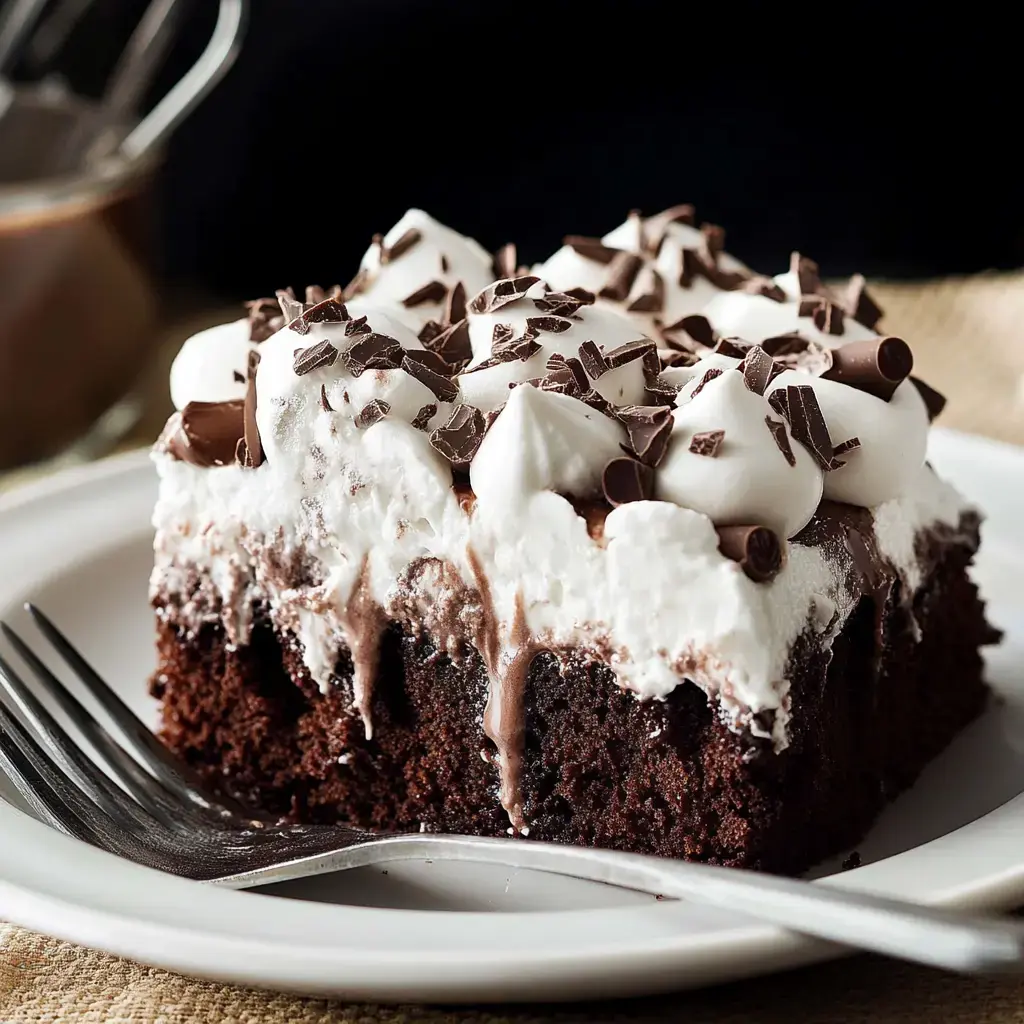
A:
[{"left": 0, "top": 430, "right": 1022, "bottom": 1002}]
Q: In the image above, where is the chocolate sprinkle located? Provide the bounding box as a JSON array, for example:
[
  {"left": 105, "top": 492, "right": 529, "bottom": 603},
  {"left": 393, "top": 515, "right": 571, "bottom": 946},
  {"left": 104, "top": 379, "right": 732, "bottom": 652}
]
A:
[
  {"left": 563, "top": 236, "right": 621, "bottom": 265},
  {"left": 617, "top": 405, "right": 673, "bottom": 466},
  {"left": 626, "top": 267, "right": 665, "bottom": 313},
  {"left": 786, "top": 385, "right": 836, "bottom": 470},
  {"left": 602, "top": 457, "right": 655, "bottom": 507},
  {"left": 740, "top": 345, "right": 784, "bottom": 395},
  {"left": 578, "top": 340, "right": 609, "bottom": 379},
  {"left": 383, "top": 228, "right": 421, "bottom": 263},
  {"left": 598, "top": 252, "right": 644, "bottom": 301},
  {"left": 492, "top": 243, "right": 519, "bottom": 280},
  {"left": 843, "top": 273, "right": 884, "bottom": 330},
  {"left": 355, "top": 399, "right": 390, "bottom": 428},
  {"left": 444, "top": 282, "right": 468, "bottom": 325},
  {"left": 344, "top": 333, "right": 404, "bottom": 375},
  {"left": 171, "top": 400, "right": 244, "bottom": 468},
  {"left": 909, "top": 376, "right": 948, "bottom": 421},
  {"left": 425, "top": 319, "right": 472, "bottom": 366},
  {"left": 764, "top": 415, "right": 795, "bottom": 467},
  {"left": 821, "top": 336, "right": 914, "bottom": 401},
  {"left": 526, "top": 316, "right": 573, "bottom": 334},
  {"left": 469, "top": 276, "right": 540, "bottom": 314},
  {"left": 402, "top": 280, "right": 448, "bottom": 308},
  {"left": 411, "top": 404, "right": 438, "bottom": 431},
  {"left": 401, "top": 354, "right": 458, "bottom": 402},
  {"left": 320, "top": 384, "right": 333, "bottom": 412},
  {"left": 293, "top": 340, "right": 339, "bottom": 376},
  {"left": 428, "top": 404, "right": 487, "bottom": 467},
  {"left": 689, "top": 429, "right": 725, "bottom": 457},
  {"left": 716, "top": 525, "right": 785, "bottom": 583},
  {"left": 690, "top": 367, "right": 723, "bottom": 399}
]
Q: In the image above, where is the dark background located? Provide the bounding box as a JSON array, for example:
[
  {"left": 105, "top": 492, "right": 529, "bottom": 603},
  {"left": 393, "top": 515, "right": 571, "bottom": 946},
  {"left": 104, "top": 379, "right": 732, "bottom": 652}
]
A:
[{"left": 22, "top": 0, "right": 1022, "bottom": 299}]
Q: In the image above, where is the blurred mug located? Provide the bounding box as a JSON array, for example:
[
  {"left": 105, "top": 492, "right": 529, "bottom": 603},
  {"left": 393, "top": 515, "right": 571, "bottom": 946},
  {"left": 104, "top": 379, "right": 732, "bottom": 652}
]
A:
[{"left": 0, "top": 88, "right": 159, "bottom": 470}]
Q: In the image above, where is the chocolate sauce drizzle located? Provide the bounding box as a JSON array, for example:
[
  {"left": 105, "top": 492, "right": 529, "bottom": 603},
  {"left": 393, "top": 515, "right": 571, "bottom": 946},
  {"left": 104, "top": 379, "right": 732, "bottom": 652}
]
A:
[
  {"left": 468, "top": 549, "right": 540, "bottom": 834},
  {"left": 342, "top": 560, "right": 388, "bottom": 740}
]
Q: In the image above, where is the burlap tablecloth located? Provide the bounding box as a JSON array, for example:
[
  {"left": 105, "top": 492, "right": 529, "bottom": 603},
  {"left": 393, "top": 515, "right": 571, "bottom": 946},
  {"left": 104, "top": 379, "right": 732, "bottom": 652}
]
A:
[{"left": 2, "top": 274, "right": 1024, "bottom": 1022}]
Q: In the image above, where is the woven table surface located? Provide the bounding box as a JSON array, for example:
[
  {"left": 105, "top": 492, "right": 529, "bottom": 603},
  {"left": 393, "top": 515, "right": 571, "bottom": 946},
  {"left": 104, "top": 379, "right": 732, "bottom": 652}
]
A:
[{"left": 2, "top": 275, "right": 1024, "bottom": 1022}]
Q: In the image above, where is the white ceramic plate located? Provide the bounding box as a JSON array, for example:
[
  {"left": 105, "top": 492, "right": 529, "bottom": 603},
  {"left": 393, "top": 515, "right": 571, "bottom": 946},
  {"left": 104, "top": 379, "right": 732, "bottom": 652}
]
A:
[{"left": 1, "top": 429, "right": 1023, "bottom": 1004}]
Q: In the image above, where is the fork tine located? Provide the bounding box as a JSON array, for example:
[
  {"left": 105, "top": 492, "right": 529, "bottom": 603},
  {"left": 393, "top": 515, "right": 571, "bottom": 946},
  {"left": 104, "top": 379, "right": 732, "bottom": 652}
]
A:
[
  {"left": 0, "top": 700, "right": 108, "bottom": 843},
  {"left": 0, "top": 644, "right": 180, "bottom": 831},
  {"left": 23, "top": 605, "right": 268, "bottom": 822}
]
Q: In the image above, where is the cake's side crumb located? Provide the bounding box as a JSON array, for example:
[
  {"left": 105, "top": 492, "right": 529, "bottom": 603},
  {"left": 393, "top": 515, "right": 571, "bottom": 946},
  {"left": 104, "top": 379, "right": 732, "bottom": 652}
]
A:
[{"left": 150, "top": 539, "right": 989, "bottom": 875}]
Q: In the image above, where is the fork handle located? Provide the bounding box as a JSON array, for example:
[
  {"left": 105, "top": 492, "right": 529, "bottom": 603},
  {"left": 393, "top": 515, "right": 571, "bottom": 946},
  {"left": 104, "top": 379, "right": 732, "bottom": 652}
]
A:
[{"left": 215, "top": 833, "right": 1024, "bottom": 974}]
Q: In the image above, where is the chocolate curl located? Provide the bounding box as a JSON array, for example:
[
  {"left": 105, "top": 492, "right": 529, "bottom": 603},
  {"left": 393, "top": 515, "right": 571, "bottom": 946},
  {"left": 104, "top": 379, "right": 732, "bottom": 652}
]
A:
[
  {"left": 716, "top": 525, "right": 786, "bottom": 583},
  {"left": 170, "top": 401, "right": 244, "bottom": 468},
  {"left": 821, "top": 336, "right": 914, "bottom": 401},
  {"left": 601, "top": 457, "right": 655, "bottom": 507}
]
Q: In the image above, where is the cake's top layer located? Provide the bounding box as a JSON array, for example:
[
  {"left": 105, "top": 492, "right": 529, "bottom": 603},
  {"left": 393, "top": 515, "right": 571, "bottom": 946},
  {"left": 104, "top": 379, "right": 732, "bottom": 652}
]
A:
[{"left": 153, "top": 207, "right": 976, "bottom": 829}]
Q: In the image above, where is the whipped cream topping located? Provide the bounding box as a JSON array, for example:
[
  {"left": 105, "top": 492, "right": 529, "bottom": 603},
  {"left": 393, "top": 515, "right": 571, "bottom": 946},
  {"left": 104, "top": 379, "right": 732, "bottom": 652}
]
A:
[
  {"left": 154, "top": 212, "right": 976, "bottom": 833},
  {"left": 169, "top": 318, "right": 256, "bottom": 411},
  {"left": 535, "top": 207, "right": 752, "bottom": 338},
  {"left": 346, "top": 209, "right": 496, "bottom": 332}
]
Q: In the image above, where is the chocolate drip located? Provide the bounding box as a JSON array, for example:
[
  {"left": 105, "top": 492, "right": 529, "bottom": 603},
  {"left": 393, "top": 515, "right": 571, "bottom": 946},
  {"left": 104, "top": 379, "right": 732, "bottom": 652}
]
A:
[
  {"left": 342, "top": 560, "right": 388, "bottom": 741},
  {"left": 468, "top": 550, "right": 538, "bottom": 834}
]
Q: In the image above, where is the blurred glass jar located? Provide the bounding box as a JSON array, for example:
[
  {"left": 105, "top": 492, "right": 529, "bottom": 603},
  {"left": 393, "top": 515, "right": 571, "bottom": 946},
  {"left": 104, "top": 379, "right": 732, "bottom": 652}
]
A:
[{"left": 0, "top": 88, "right": 160, "bottom": 469}]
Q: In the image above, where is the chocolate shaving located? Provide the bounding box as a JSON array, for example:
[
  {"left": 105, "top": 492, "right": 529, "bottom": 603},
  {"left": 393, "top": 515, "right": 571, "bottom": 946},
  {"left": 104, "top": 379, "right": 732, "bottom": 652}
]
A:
[
  {"left": 344, "top": 333, "right": 404, "bottom": 376},
  {"left": 832, "top": 436, "right": 862, "bottom": 465},
  {"left": 599, "top": 252, "right": 644, "bottom": 301},
  {"left": 469, "top": 276, "right": 540, "bottom": 314},
  {"left": 764, "top": 415, "right": 795, "bottom": 467},
  {"left": 797, "top": 297, "right": 844, "bottom": 336},
  {"left": 444, "top": 281, "right": 467, "bottom": 325},
  {"left": 618, "top": 405, "right": 673, "bottom": 466},
  {"left": 661, "top": 313, "right": 717, "bottom": 350},
  {"left": 171, "top": 400, "right": 244, "bottom": 468},
  {"left": 545, "top": 353, "right": 589, "bottom": 394},
  {"left": 418, "top": 321, "right": 445, "bottom": 346},
  {"left": 690, "top": 367, "right": 722, "bottom": 399},
  {"left": 344, "top": 315, "right": 371, "bottom": 337},
  {"left": 428, "top": 405, "right": 487, "bottom": 467},
  {"left": 440, "top": 254, "right": 450, "bottom": 273},
  {"left": 492, "top": 323, "right": 515, "bottom": 350},
  {"left": 293, "top": 340, "right": 339, "bottom": 376},
  {"left": 643, "top": 204, "right": 696, "bottom": 253},
  {"left": 240, "top": 349, "right": 263, "bottom": 467},
  {"left": 626, "top": 267, "right": 665, "bottom": 313},
  {"left": 739, "top": 276, "right": 786, "bottom": 301},
  {"left": 425, "top": 319, "right": 472, "bottom": 366},
  {"left": 232, "top": 370, "right": 245, "bottom": 384},
  {"left": 602, "top": 457, "right": 655, "bottom": 506},
  {"left": 909, "top": 376, "right": 947, "bottom": 421},
  {"left": 578, "top": 340, "right": 609, "bottom": 379},
  {"left": 563, "top": 236, "right": 621, "bottom": 265},
  {"left": 492, "top": 243, "right": 519, "bottom": 280},
  {"left": 604, "top": 338, "right": 660, "bottom": 377},
  {"left": 245, "top": 297, "right": 284, "bottom": 342},
  {"left": 715, "top": 337, "right": 753, "bottom": 360},
  {"left": 790, "top": 252, "right": 822, "bottom": 296},
  {"left": 768, "top": 389, "right": 790, "bottom": 421},
  {"left": 689, "top": 429, "right": 725, "bottom": 457},
  {"left": 762, "top": 334, "right": 834, "bottom": 376},
  {"left": 276, "top": 287, "right": 304, "bottom": 325},
  {"left": 740, "top": 345, "right": 784, "bottom": 395},
  {"left": 526, "top": 316, "right": 573, "bottom": 334},
  {"left": 403, "top": 280, "right": 448, "bottom": 308},
  {"left": 320, "top": 384, "right": 333, "bottom": 412},
  {"left": 304, "top": 285, "right": 343, "bottom": 304},
  {"left": 645, "top": 376, "right": 682, "bottom": 404},
  {"left": 355, "top": 399, "right": 390, "bottom": 428},
  {"left": 301, "top": 297, "right": 350, "bottom": 326},
  {"left": 843, "top": 273, "right": 884, "bottom": 330},
  {"left": 411, "top": 404, "right": 438, "bottom": 431},
  {"left": 403, "top": 348, "right": 456, "bottom": 377},
  {"left": 716, "top": 525, "right": 785, "bottom": 583},
  {"left": 340, "top": 267, "right": 370, "bottom": 302},
  {"left": 402, "top": 354, "right": 458, "bottom": 401},
  {"left": 786, "top": 385, "right": 836, "bottom": 470},
  {"left": 532, "top": 290, "right": 592, "bottom": 317},
  {"left": 383, "top": 228, "right": 421, "bottom": 263},
  {"left": 821, "top": 336, "right": 914, "bottom": 401}
]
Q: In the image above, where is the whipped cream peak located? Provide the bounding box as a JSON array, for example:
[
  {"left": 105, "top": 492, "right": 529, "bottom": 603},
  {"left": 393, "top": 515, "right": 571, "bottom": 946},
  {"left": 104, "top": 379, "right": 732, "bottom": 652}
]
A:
[{"left": 345, "top": 209, "right": 496, "bottom": 332}]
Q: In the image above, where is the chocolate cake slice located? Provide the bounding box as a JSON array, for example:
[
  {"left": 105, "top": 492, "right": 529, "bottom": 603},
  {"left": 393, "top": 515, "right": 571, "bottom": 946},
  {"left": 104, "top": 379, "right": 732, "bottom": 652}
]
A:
[{"left": 149, "top": 207, "right": 998, "bottom": 874}]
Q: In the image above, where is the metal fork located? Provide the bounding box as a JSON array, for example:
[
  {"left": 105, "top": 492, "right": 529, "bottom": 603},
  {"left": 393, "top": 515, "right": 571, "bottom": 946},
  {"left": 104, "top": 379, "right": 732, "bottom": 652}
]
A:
[{"left": 0, "top": 605, "right": 1022, "bottom": 974}]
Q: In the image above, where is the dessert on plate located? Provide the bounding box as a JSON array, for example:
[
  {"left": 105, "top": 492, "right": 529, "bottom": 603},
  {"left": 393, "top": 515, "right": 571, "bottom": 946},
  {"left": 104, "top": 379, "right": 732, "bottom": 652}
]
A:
[{"left": 150, "top": 206, "right": 999, "bottom": 874}]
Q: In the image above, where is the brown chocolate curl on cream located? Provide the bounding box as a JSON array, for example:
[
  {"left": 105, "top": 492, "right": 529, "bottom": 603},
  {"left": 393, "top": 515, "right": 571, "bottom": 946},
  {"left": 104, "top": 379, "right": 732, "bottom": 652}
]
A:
[
  {"left": 715, "top": 525, "right": 786, "bottom": 583},
  {"left": 821, "top": 336, "right": 914, "bottom": 401},
  {"left": 169, "top": 400, "right": 244, "bottom": 468}
]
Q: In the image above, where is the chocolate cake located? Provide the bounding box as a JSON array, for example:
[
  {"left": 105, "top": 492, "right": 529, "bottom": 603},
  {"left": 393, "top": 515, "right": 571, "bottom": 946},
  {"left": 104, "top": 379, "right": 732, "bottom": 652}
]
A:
[{"left": 149, "top": 207, "right": 999, "bottom": 874}]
